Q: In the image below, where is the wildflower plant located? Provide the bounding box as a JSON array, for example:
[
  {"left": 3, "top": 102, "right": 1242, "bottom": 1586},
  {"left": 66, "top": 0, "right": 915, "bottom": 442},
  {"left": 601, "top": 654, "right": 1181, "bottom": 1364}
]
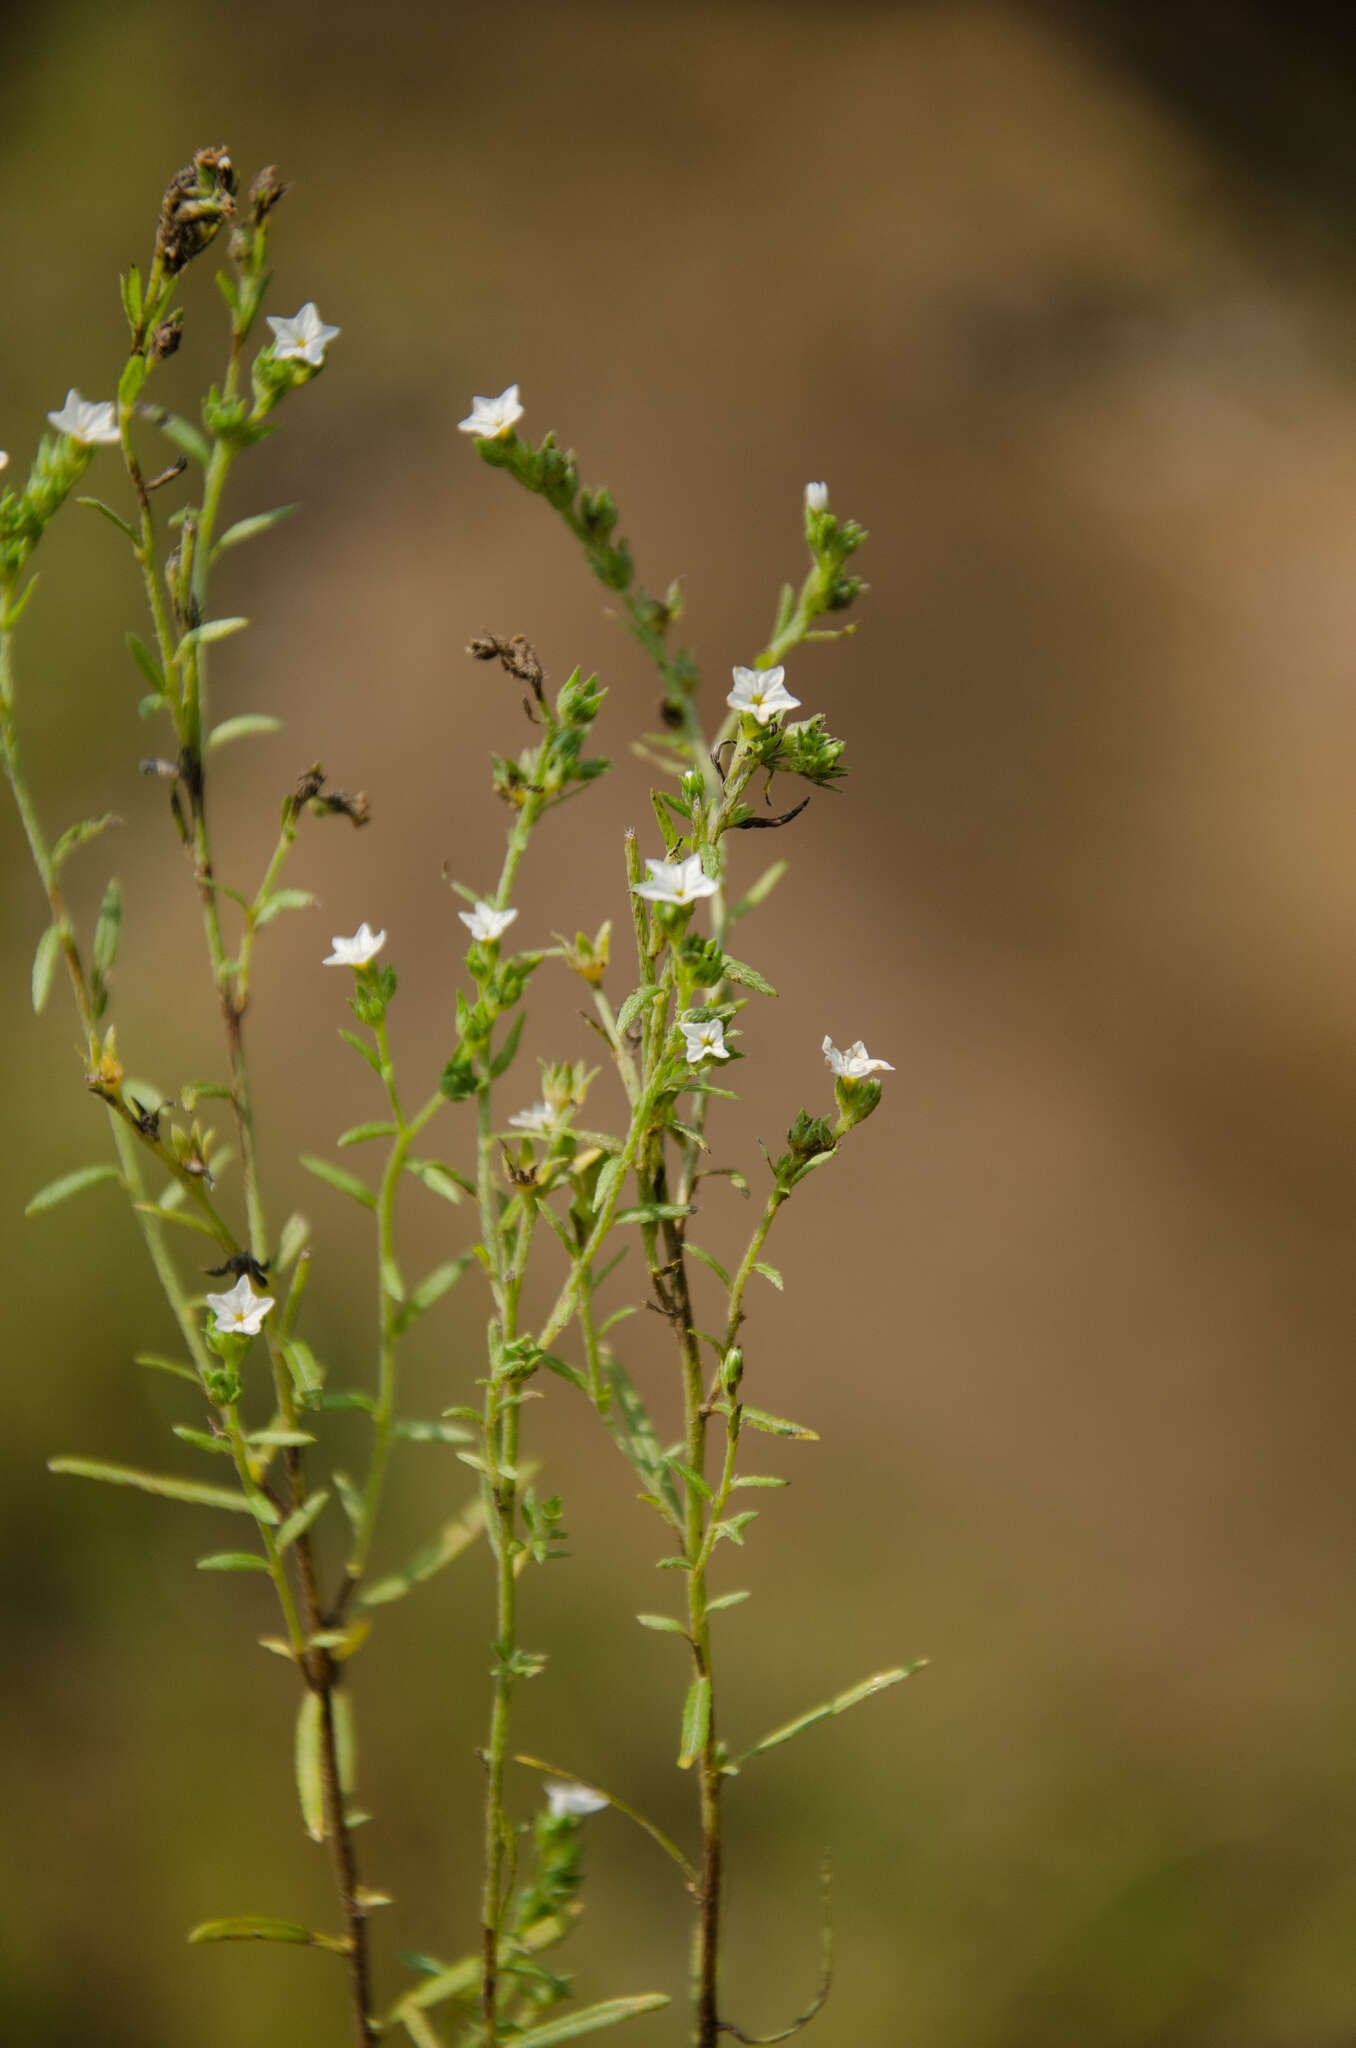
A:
[{"left": 1, "top": 148, "right": 922, "bottom": 2048}]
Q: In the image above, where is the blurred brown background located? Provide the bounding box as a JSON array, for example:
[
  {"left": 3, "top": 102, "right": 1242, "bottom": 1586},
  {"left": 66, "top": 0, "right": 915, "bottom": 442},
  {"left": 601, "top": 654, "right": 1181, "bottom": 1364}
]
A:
[{"left": 5, "top": 1, "right": 1356, "bottom": 2042}]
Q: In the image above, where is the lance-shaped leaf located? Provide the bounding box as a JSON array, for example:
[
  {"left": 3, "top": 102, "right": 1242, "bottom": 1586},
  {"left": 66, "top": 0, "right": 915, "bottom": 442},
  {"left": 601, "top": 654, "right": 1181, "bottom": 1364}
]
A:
[
  {"left": 295, "top": 1690, "right": 327, "bottom": 1841},
  {"left": 300, "top": 1155, "right": 376, "bottom": 1209},
  {"left": 736, "top": 1662, "right": 927, "bottom": 1766},
  {"left": 211, "top": 503, "right": 298, "bottom": 558},
  {"left": 206, "top": 714, "right": 284, "bottom": 751},
  {"left": 404, "top": 1158, "right": 472, "bottom": 1204},
  {"left": 189, "top": 1915, "right": 351, "bottom": 1952},
  {"left": 254, "top": 886, "right": 317, "bottom": 926},
  {"left": 394, "top": 1255, "right": 473, "bottom": 1334},
  {"left": 196, "top": 1551, "right": 270, "bottom": 1573},
  {"left": 509, "top": 1998, "right": 672, "bottom": 2045},
  {"left": 51, "top": 812, "right": 121, "bottom": 872},
  {"left": 740, "top": 1405, "right": 819, "bottom": 1441},
  {"left": 359, "top": 1495, "right": 487, "bottom": 1607},
  {"left": 149, "top": 408, "right": 211, "bottom": 465},
  {"left": 720, "top": 956, "right": 778, "bottom": 998},
  {"left": 276, "top": 1490, "right": 330, "bottom": 1551},
  {"left": 177, "top": 616, "right": 248, "bottom": 658},
  {"left": 677, "top": 1673, "right": 711, "bottom": 1769},
  {"left": 48, "top": 1457, "right": 278, "bottom": 1521},
  {"left": 729, "top": 859, "right": 787, "bottom": 923},
  {"left": 30, "top": 925, "right": 61, "bottom": 1014},
  {"left": 125, "top": 631, "right": 167, "bottom": 695}
]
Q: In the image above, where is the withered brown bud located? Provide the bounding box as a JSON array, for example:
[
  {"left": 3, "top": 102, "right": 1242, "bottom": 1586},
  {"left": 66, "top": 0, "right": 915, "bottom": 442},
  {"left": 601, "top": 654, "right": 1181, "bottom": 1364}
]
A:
[
  {"left": 292, "top": 764, "right": 327, "bottom": 807},
  {"left": 467, "top": 632, "right": 545, "bottom": 704},
  {"left": 249, "top": 166, "right": 288, "bottom": 225},
  {"left": 148, "top": 310, "right": 184, "bottom": 363},
  {"left": 314, "top": 787, "right": 371, "bottom": 828},
  {"left": 155, "top": 146, "right": 237, "bottom": 275}
]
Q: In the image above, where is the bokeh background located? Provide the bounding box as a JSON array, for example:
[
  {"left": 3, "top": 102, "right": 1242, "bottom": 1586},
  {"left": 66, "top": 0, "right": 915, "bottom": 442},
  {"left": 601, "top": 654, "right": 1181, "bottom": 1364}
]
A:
[{"left": 5, "top": 2, "right": 1356, "bottom": 2042}]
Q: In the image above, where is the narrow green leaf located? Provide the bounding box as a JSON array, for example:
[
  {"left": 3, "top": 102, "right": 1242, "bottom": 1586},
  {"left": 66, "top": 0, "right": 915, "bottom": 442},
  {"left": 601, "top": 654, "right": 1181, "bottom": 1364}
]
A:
[
  {"left": 333, "top": 1468, "right": 366, "bottom": 1533},
  {"left": 721, "top": 956, "right": 779, "bottom": 998},
  {"left": 390, "top": 1418, "right": 474, "bottom": 1444},
  {"left": 338, "top": 1028, "right": 383, "bottom": 1074},
  {"left": 729, "top": 859, "right": 787, "bottom": 923},
  {"left": 677, "top": 1675, "right": 711, "bottom": 1769},
  {"left": 337, "top": 1120, "right": 399, "bottom": 1147},
  {"left": 135, "top": 1352, "right": 199, "bottom": 1384},
  {"left": 616, "top": 984, "right": 662, "bottom": 1035},
  {"left": 178, "top": 616, "right": 248, "bottom": 657},
  {"left": 738, "top": 1662, "right": 926, "bottom": 1764},
  {"left": 276, "top": 1492, "right": 330, "bottom": 1551},
  {"left": 753, "top": 1260, "right": 784, "bottom": 1291},
  {"left": 125, "top": 631, "right": 167, "bottom": 694},
  {"left": 48, "top": 1457, "right": 278, "bottom": 1520},
  {"left": 490, "top": 1010, "right": 525, "bottom": 1079},
  {"left": 401, "top": 2009, "right": 444, "bottom": 2048},
  {"left": 197, "top": 1551, "right": 270, "bottom": 1573},
  {"left": 509, "top": 1998, "right": 671, "bottom": 2046},
  {"left": 207, "top": 713, "right": 283, "bottom": 751},
  {"left": 77, "top": 495, "right": 138, "bottom": 542},
  {"left": 395, "top": 1255, "right": 473, "bottom": 1332},
  {"left": 173, "top": 1425, "right": 231, "bottom": 1456},
  {"left": 92, "top": 876, "right": 123, "bottom": 981},
  {"left": 52, "top": 812, "right": 121, "bottom": 873},
  {"left": 731, "top": 1474, "right": 787, "bottom": 1489},
  {"left": 295, "top": 1690, "right": 326, "bottom": 1841},
  {"left": 707, "top": 1590, "right": 751, "bottom": 1612},
  {"left": 636, "top": 1613, "right": 687, "bottom": 1635},
  {"left": 25, "top": 1163, "right": 121, "bottom": 1215},
  {"left": 211, "top": 504, "right": 298, "bottom": 557},
  {"left": 281, "top": 1339, "right": 323, "bottom": 1395},
  {"left": 31, "top": 924, "right": 60, "bottom": 1013},
  {"left": 405, "top": 1159, "right": 471, "bottom": 1204},
  {"left": 151, "top": 410, "right": 211, "bottom": 465},
  {"left": 614, "top": 1201, "right": 692, "bottom": 1226},
  {"left": 300, "top": 1155, "right": 376, "bottom": 1209},
  {"left": 276, "top": 1213, "right": 310, "bottom": 1271},
  {"left": 246, "top": 1430, "right": 316, "bottom": 1448},
  {"left": 333, "top": 1688, "right": 357, "bottom": 1797},
  {"left": 189, "top": 1915, "right": 348, "bottom": 1950},
  {"left": 685, "top": 1243, "right": 730, "bottom": 1286},
  {"left": 254, "top": 887, "right": 317, "bottom": 927},
  {"left": 741, "top": 1405, "right": 819, "bottom": 1441},
  {"left": 667, "top": 1458, "right": 712, "bottom": 1500},
  {"left": 382, "top": 1256, "right": 405, "bottom": 1302},
  {"left": 359, "top": 1496, "right": 487, "bottom": 1607}
]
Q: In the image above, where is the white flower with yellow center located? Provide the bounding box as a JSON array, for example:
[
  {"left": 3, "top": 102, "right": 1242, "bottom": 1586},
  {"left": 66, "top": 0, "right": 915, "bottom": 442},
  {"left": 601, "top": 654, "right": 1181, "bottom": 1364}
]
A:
[
  {"left": 632, "top": 854, "right": 718, "bottom": 907},
  {"left": 458, "top": 385, "right": 524, "bottom": 439},
  {"left": 323, "top": 922, "right": 385, "bottom": 967},
  {"left": 205, "top": 1275, "right": 275, "bottom": 1337},
  {"left": 545, "top": 1780, "right": 608, "bottom": 1819},
  {"left": 47, "top": 391, "right": 120, "bottom": 446},
  {"left": 680, "top": 1017, "right": 729, "bottom": 1064},
  {"left": 822, "top": 1035, "right": 894, "bottom": 1079},
  {"left": 726, "top": 664, "right": 801, "bottom": 726},
  {"left": 460, "top": 901, "right": 518, "bottom": 943},
  {"left": 267, "top": 303, "right": 340, "bottom": 366}
]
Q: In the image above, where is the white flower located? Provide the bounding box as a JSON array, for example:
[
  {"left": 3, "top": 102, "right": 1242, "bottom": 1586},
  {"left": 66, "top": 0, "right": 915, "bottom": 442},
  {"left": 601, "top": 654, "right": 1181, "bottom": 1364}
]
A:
[
  {"left": 508, "top": 1101, "right": 557, "bottom": 1135},
  {"left": 726, "top": 664, "right": 801, "bottom": 727},
  {"left": 0, "top": 451, "right": 8, "bottom": 473},
  {"left": 632, "top": 854, "right": 718, "bottom": 906},
  {"left": 47, "top": 390, "right": 120, "bottom": 446},
  {"left": 805, "top": 480, "right": 828, "bottom": 511},
  {"left": 266, "top": 302, "right": 340, "bottom": 367},
  {"left": 545, "top": 1780, "right": 608, "bottom": 1819},
  {"left": 458, "top": 384, "right": 524, "bottom": 439},
  {"left": 680, "top": 1017, "right": 729, "bottom": 1064},
  {"left": 460, "top": 900, "right": 518, "bottom": 943},
  {"left": 822, "top": 1035, "right": 894, "bottom": 1080},
  {"left": 205, "top": 1275, "right": 275, "bottom": 1337},
  {"left": 323, "top": 922, "right": 386, "bottom": 967}
]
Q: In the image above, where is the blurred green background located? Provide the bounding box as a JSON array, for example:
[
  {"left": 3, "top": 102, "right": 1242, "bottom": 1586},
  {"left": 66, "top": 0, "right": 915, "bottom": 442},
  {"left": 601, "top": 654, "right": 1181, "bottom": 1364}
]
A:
[{"left": 6, "top": 1, "right": 1356, "bottom": 2042}]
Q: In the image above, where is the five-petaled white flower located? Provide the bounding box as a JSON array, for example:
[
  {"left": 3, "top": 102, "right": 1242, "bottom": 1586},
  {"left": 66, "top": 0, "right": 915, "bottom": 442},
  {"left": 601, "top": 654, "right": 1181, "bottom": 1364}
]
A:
[
  {"left": 460, "top": 900, "right": 518, "bottom": 943},
  {"left": 680, "top": 1017, "right": 730, "bottom": 1064},
  {"left": 545, "top": 1780, "right": 608, "bottom": 1819},
  {"left": 323, "top": 922, "right": 386, "bottom": 967},
  {"left": 47, "top": 390, "right": 120, "bottom": 446},
  {"left": 805, "top": 480, "right": 829, "bottom": 511},
  {"left": 726, "top": 664, "right": 801, "bottom": 727},
  {"left": 205, "top": 1275, "right": 275, "bottom": 1337},
  {"left": 266, "top": 302, "right": 340, "bottom": 367},
  {"left": 508, "top": 1101, "right": 557, "bottom": 1135},
  {"left": 631, "top": 854, "right": 718, "bottom": 907},
  {"left": 822, "top": 1035, "right": 894, "bottom": 1079},
  {"left": 458, "top": 384, "right": 524, "bottom": 440}
]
